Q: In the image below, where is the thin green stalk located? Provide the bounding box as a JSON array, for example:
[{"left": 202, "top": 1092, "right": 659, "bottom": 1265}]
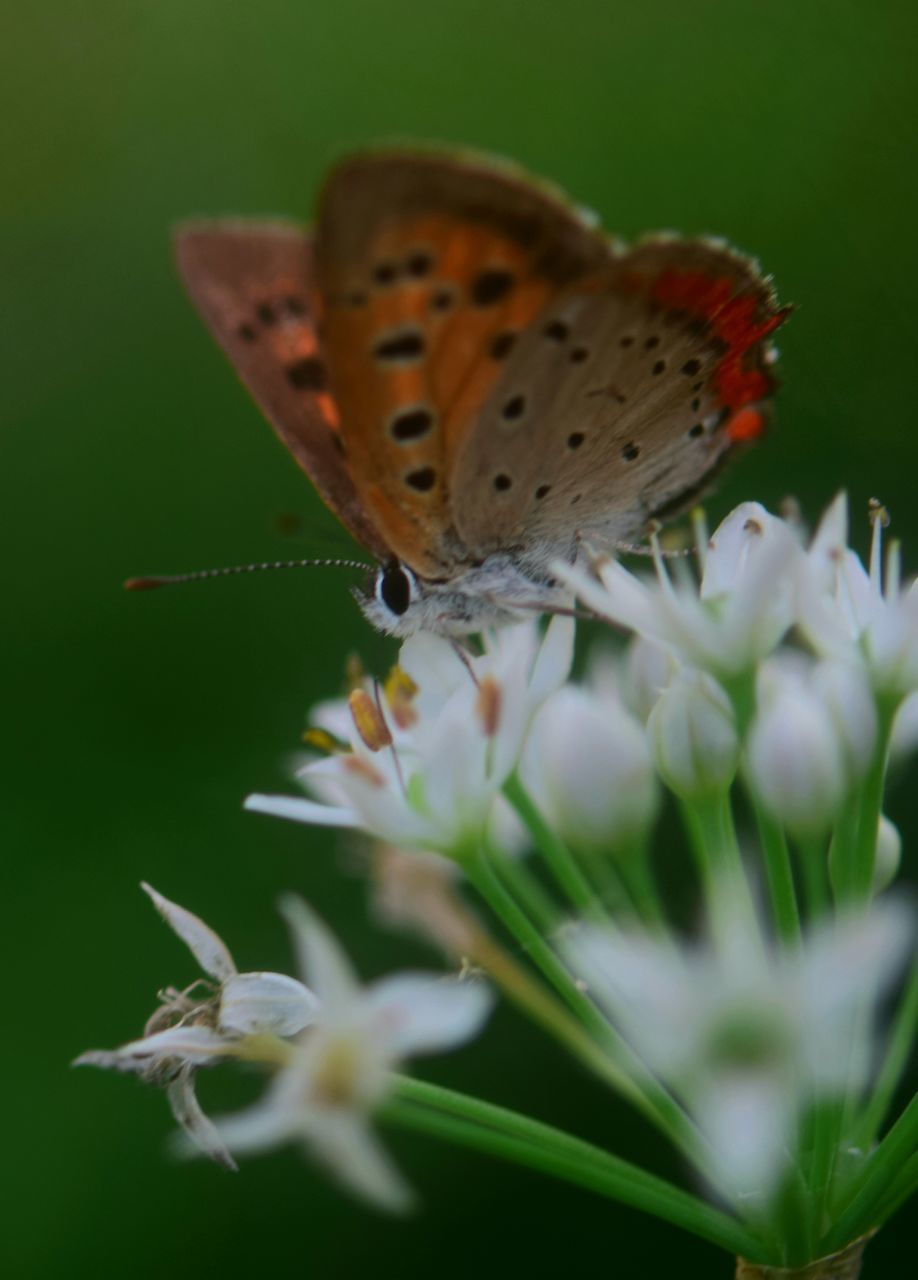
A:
[
  {"left": 617, "top": 839, "right": 669, "bottom": 932},
  {"left": 752, "top": 798, "right": 802, "bottom": 945},
  {"left": 852, "top": 956, "right": 918, "bottom": 1150},
  {"left": 466, "top": 845, "right": 712, "bottom": 1173},
  {"left": 386, "top": 1076, "right": 767, "bottom": 1261},
  {"left": 504, "top": 774, "right": 599, "bottom": 916},
  {"left": 776, "top": 1164, "right": 816, "bottom": 1267},
  {"left": 806, "top": 1099, "right": 843, "bottom": 1244},
  {"left": 828, "top": 794, "right": 861, "bottom": 904},
  {"left": 821, "top": 1090, "right": 918, "bottom": 1252},
  {"left": 465, "top": 845, "right": 605, "bottom": 1035},
  {"left": 798, "top": 835, "right": 829, "bottom": 919},
  {"left": 484, "top": 837, "right": 559, "bottom": 936},
  {"left": 851, "top": 707, "right": 895, "bottom": 901},
  {"left": 682, "top": 793, "right": 761, "bottom": 955},
  {"left": 873, "top": 1150, "right": 918, "bottom": 1228}
]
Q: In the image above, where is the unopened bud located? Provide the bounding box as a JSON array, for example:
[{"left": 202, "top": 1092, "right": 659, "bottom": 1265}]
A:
[{"left": 648, "top": 669, "right": 738, "bottom": 799}]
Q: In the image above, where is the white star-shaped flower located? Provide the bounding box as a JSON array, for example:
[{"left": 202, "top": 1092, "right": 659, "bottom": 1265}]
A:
[{"left": 202, "top": 897, "right": 494, "bottom": 1211}]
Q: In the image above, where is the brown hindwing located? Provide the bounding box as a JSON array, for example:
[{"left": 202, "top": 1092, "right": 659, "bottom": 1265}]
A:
[{"left": 175, "top": 221, "right": 390, "bottom": 561}]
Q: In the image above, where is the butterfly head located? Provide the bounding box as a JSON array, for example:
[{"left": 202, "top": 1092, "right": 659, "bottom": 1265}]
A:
[{"left": 354, "top": 552, "right": 576, "bottom": 637}]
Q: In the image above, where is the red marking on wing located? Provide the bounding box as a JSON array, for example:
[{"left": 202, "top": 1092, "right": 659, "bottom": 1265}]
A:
[
  {"left": 724, "top": 406, "right": 765, "bottom": 442},
  {"left": 650, "top": 270, "right": 789, "bottom": 411}
]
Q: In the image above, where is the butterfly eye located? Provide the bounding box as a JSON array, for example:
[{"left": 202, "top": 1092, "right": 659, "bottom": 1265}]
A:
[{"left": 376, "top": 563, "right": 416, "bottom": 617}]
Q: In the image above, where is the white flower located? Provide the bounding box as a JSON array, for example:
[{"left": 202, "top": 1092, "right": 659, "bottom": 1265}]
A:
[
  {"left": 245, "top": 618, "right": 574, "bottom": 856},
  {"left": 647, "top": 667, "right": 739, "bottom": 799},
  {"left": 204, "top": 897, "right": 494, "bottom": 1211},
  {"left": 747, "top": 660, "right": 847, "bottom": 838},
  {"left": 75, "top": 884, "right": 320, "bottom": 1170},
  {"left": 522, "top": 679, "right": 659, "bottom": 850},
  {"left": 567, "top": 897, "right": 912, "bottom": 1199},
  {"left": 554, "top": 502, "right": 801, "bottom": 679},
  {"left": 799, "top": 494, "right": 918, "bottom": 698}
]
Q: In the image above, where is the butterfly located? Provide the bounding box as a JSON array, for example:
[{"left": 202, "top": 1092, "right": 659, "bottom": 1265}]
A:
[{"left": 174, "top": 147, "right": 789, "bottom": 636}]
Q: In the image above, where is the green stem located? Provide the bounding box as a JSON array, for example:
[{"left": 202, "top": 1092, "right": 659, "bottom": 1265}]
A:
[
  {"left": 682, "top": 793, "right": 761, "bottom": 955},
  {"left": 806, "top": 1099, "right": 842, "bottom": 1245},
  {"left": 618, "top": 839, "right": 669, "bottom": 932},
  {"left": 466, "top": 845, "right": 710, "bottom": 1172},
  {"left": 386, "top": 1076, "right": 767, "bottom": 1261},
  {"left": 873, "top": 1150, "right": 918, "bottom": 1228},
  {"left": 504, "top": 774, "right": 599, "bottom": 916},
  {"left": 851, "top": 707, "right": 895, "bottom": 901},
  {"left": 798, "top": 835, "right": 829, "bottom": 919},
  {"left": 852, "top": 956, "right": 918, "bottom": 1150},
  {"left": 484, "top": 837, "right": 559, "bottom": 936},
  {"left": 465, "top": 846, "right": 604, "bottom": 1034},
  {"left": 828, "top": 794, "right": 861, "bottom": 904},
  {"left": 821, "top": 1090, "right": 918, "bottom": 1252},
  {"left": 752, "top": 798, "right": 802, "bottom": 945}
]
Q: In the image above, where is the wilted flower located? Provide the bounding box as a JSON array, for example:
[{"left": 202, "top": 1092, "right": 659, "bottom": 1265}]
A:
[
  {"left": 245, "top": 618, "right": 573, "bottom": 857},
  {"left": 567, "top": 897, "right": 912, "bottom": 1198},
  {"left": 75, "top": 884, "right": 320, "bottom": 1170},
  {"left": 203, "top": 897, "right": 494, "bottom": 1210}
]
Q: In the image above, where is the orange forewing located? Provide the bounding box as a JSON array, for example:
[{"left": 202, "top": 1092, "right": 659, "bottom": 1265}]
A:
[{"left": 314, "top": 151, "right": 611, "bottom": 575}]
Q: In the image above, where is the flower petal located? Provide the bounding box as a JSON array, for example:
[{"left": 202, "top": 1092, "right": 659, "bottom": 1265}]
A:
[
  {"left": 75, "top": 1023, "right": 231, "bottom": 1072},
  {"left": 528, "top": 615, "right": 576, "bottom": 704},
  {"left": 365, "top": 973, "right": 494, "bottom": 1057},
  {"left": 280, "top": 896, "right": 361, "bottom": 1010},
  {"left": 243, "top": 793, "right": 361, "bottom": 828},
  {"left": 167, "top": 1064, "right": 238, "bottom": 1171},
  {"left": 219, "top": 971, "right": 321, "bottom": 1037},
  {"left": 309, "top": 1111, "right": 415, "bottom": 1214},
  {"left": 141, "top": 883, "right": 236, "bottom": 981}
]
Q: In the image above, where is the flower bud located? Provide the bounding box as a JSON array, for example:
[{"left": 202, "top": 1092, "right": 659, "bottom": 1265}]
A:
[
  {"left": 621, "top": 636, "right": 678, "bottom": 723},
  {"left": 647, "top": 669, "right": 739, "bottom": 799},
  {"left": 522, "top": 686, "right": 658, "bottom": 850},
  {"left": 747, "top": 667, "right": 845, "bottom": 838},
  {"left": 813, "top": 660, "right": 878, "bottom": 778},
  {"left": 873, "top": 814, "right": 902, "bottom": 892}
]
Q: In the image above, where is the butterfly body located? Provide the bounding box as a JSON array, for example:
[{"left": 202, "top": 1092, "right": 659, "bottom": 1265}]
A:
[{"left": 175, "top": 148, "right": 788, "bottom": 635}]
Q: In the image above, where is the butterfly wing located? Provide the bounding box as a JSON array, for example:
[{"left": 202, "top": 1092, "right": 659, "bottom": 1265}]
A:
[
  {"left": 314, "top": 149, "right": 613, "bottom": 577},
  {"left": 175, "top": 222, "right": 390, "bottom": 561},
  {"left": 449, "top": 237, "right": 789, "bottom": 558}
]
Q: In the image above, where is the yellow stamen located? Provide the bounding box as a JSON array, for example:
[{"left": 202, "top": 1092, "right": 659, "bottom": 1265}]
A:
[
  {"left": 349, "top": 688, "right": 393, "bottom": 752},
  {"left": 302, "top": 727, "right": 347, "bottom": 755},
  {"left": 384, "top": 665, "right": 419, "bottom": 729}
]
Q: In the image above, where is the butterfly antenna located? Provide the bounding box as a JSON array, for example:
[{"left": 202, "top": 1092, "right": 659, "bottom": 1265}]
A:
[{"left": 124, "top": 557, "right": 374, "bottom": 591}]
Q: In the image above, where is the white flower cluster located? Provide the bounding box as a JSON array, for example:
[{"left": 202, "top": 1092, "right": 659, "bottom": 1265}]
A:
[
  {"left": 235, "top": 493, "right": 916, "bottom": 1202},
  {"left": 80, "top": 494, "right": 917, "bottom": 1230}
]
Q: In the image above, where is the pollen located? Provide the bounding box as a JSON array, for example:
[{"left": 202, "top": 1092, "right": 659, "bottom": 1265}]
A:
[
  {"left": 349, "top": 689, "right": 393, "bottom": 752},
  {"left": 476, "top": 676, "right": 502, "bottom": 738},
  {"left": 310, "top": 1038, "right": 363, "bottom": 1108},
  {"left": 302, "top": 727, "right": 347, "bottom": 755},
  {"left": 384, "top": 665, "right": 419, "bottom": 729}
]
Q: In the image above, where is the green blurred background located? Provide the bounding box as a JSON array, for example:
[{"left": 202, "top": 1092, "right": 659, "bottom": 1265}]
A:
[{"left": 4, "top": 1, "right": 917, "bottom": 1274}]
